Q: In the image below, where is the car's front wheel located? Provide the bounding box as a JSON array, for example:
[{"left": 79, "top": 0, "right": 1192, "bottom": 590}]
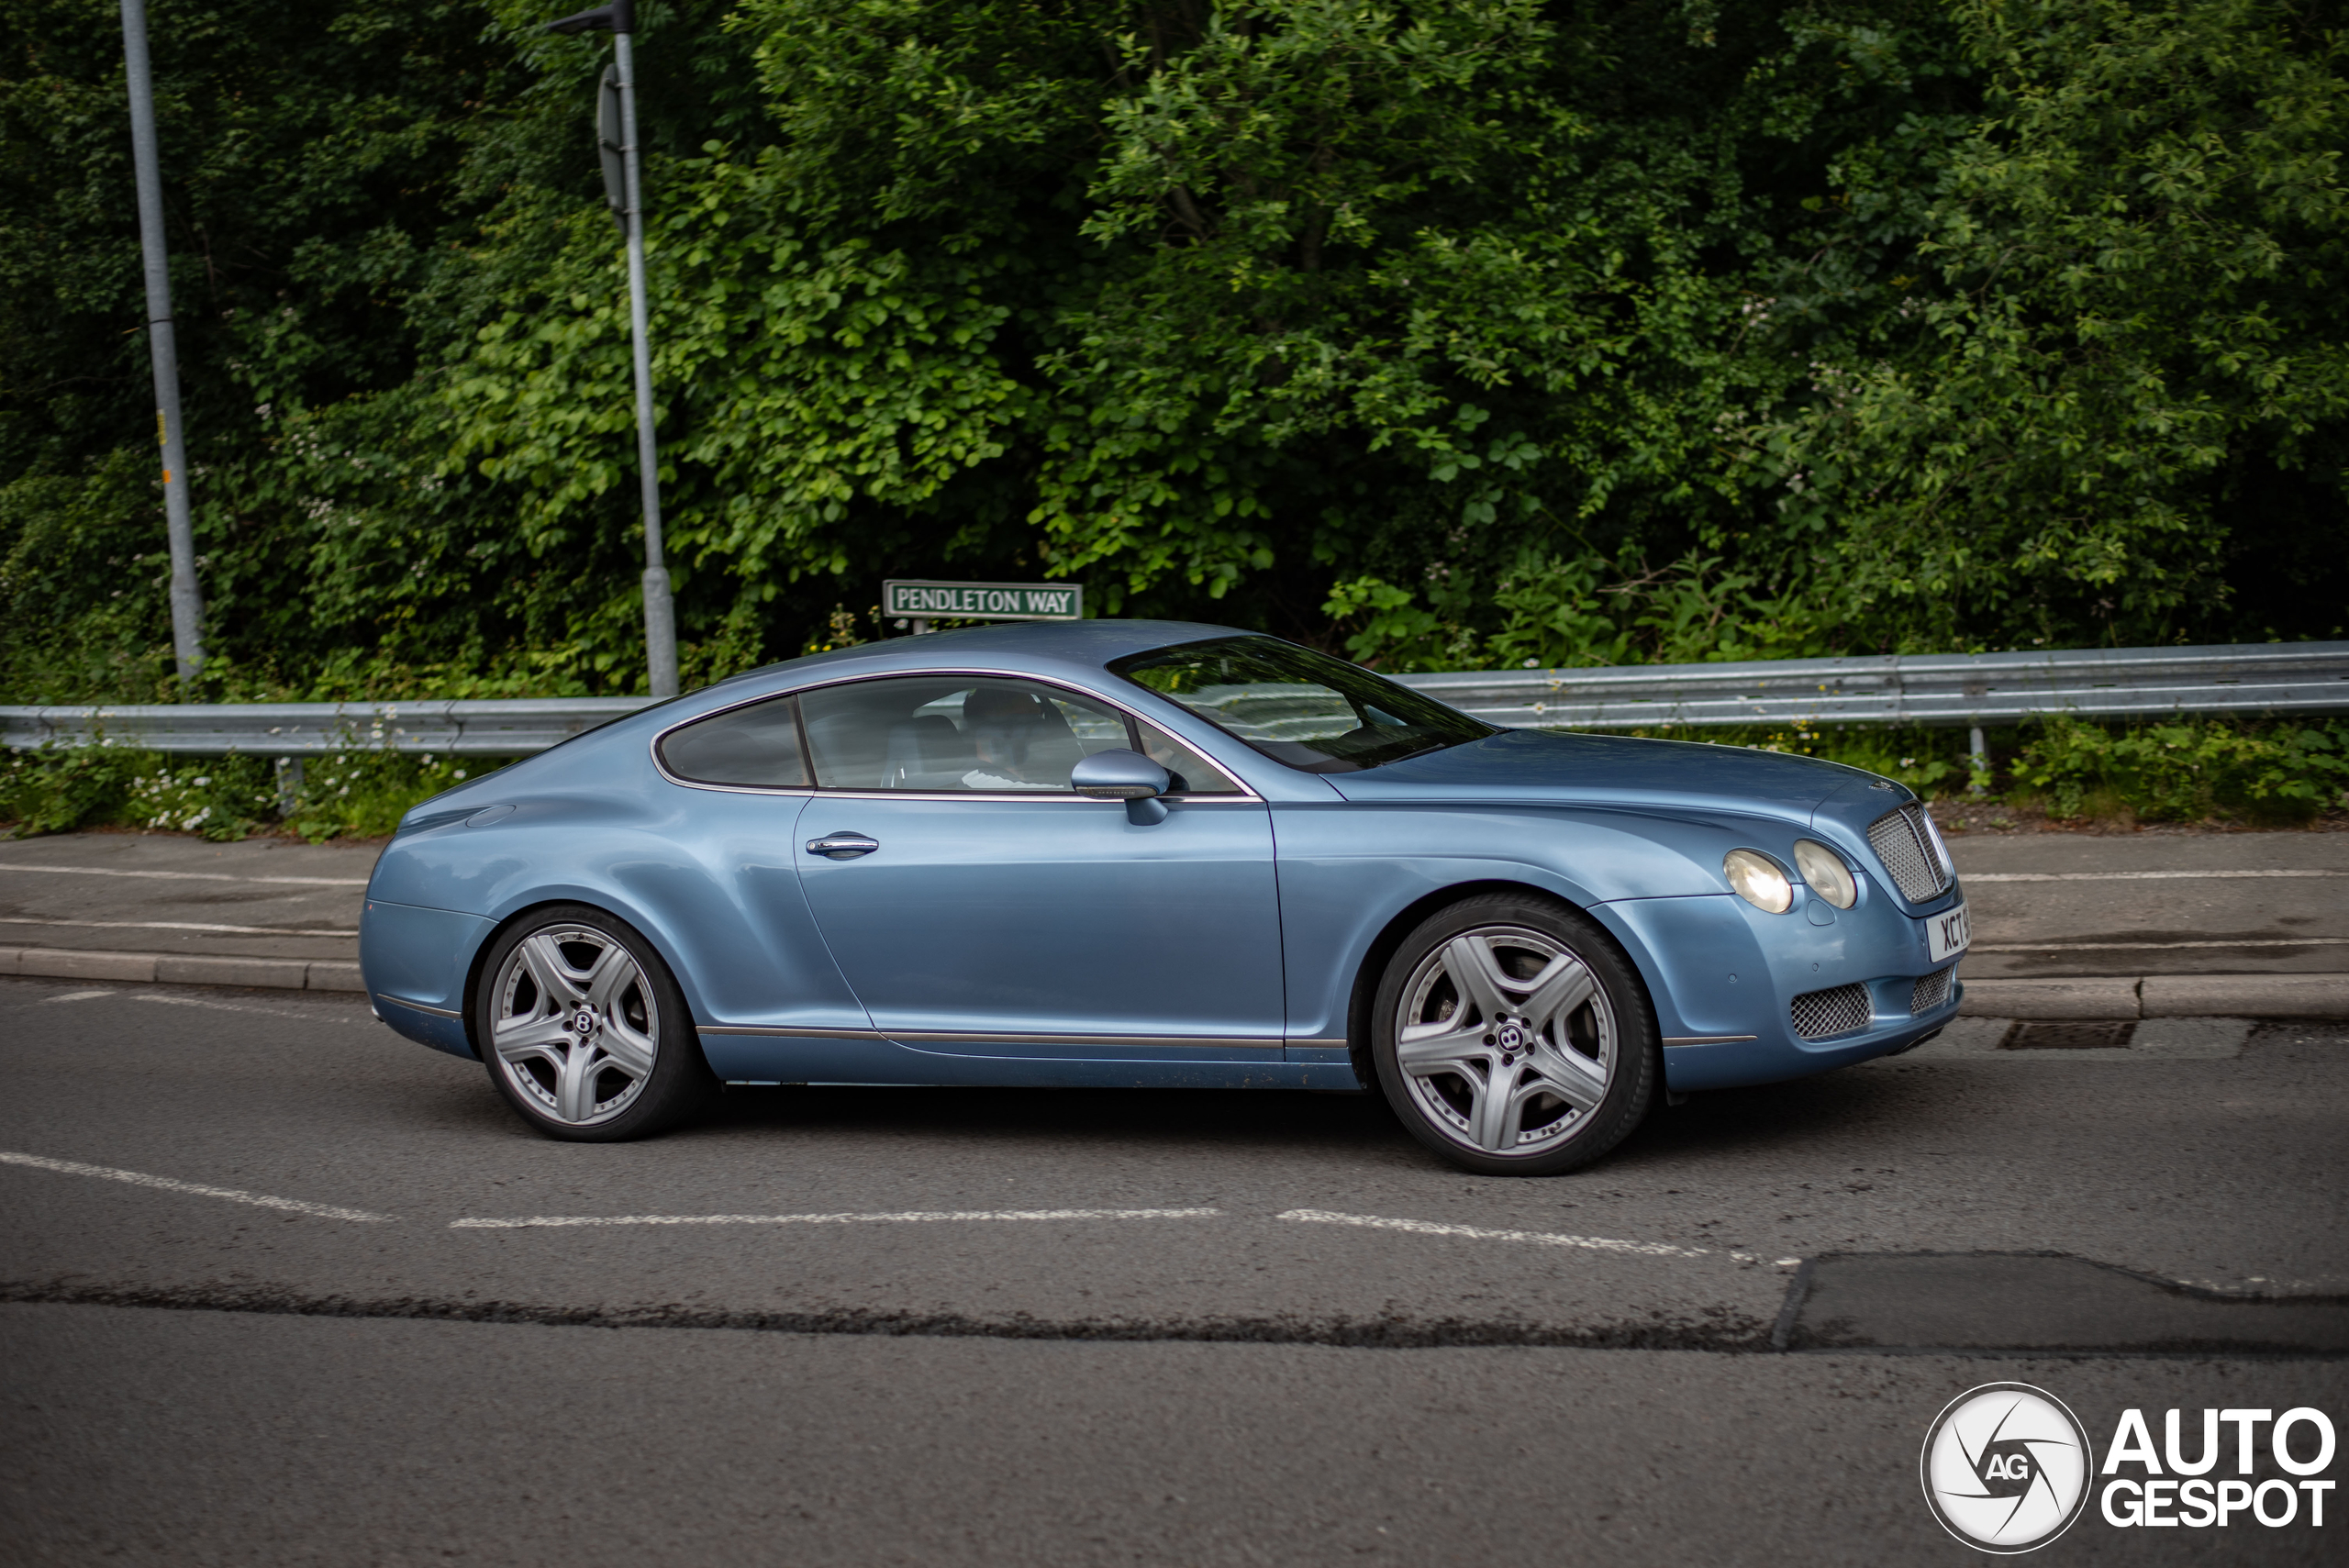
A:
[
  {"left": 1371, "top": 894, "right": 1657, "bottom": 1175},
  {"left": 473, "top": 904, "right": 710, "bottom": 1141}
]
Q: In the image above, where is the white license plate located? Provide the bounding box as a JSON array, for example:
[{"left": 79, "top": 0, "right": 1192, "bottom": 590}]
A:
[{"left": 1926, "top": 901, "right": 1971, "bottom": 962}]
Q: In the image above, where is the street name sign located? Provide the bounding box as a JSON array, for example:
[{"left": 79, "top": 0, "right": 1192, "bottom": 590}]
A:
[{"left": 883, "top": 580, "right": 1084, "bottom": 623}]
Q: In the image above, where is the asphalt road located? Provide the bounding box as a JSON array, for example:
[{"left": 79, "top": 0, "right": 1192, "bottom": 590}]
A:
[
  {"left": 3, "top": 974, "right": 2343, "bottom": 1563},
  {"left": 0, "top": 833, "right": 369, "bottom": 962},
  {"left": 1950, "top": 831, "right": 2349, "bottom": 979}
]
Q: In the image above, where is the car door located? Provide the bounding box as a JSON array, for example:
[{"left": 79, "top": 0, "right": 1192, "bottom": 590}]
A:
[
  {"left": 791, "top": 673, "right": 1286, "bottom": 1057},
  {"left": 648, "top": 690, "right": 871, "bottom": 1040}
]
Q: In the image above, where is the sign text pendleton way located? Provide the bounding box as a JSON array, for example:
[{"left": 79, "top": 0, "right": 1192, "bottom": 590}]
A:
[{"left": 883, "top": 580, "right": 1084, "bottom": 623}]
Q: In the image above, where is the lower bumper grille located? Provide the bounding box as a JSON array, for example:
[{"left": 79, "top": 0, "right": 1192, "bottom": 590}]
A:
[
  {"left": 1791, "top": 982, "right": 1872, "bottom": 1040},
  {"left": 1910, "top": 967, "right": 1955, "bottom": 1015}
]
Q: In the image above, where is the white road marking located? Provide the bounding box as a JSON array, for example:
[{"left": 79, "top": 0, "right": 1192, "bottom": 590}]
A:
[
  {"left": 0, "top": 1150, "right": 394, "bottom": 1222},
  {"left": 1277, "top": 1207, "right": 1746, "bottom": 1261},
  {"left": 1972, "top": 937, "right": 2349, "bottom": 952},
  {"left": 39, "top": 990, "right": 115, "bottom": 1003},
  {"left": 451, "top": 1207, "right": 1223, "bottom": 1229},
  {"left": 0, "top": 862, "right": 368, "bottom": 887},
  {"left": 0, "top": 917, "right": 359, "bottom": 937},
  {"left": 1963, "top": 870, "right": 2349, "bottom": 882},
  {"left": 133, "top": 993, "right": 367, "bottom": 1023}
]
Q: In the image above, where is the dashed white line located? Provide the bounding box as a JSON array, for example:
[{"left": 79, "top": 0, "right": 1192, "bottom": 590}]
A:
[
  {"left": 132, "top": 993, "right": 368, "bottom": 1023},
  {"left": 0, "top": 917, "right": 359, "bottom": 937},
  {"left": 39, "top": 990, "right": 115, "bottom": 1004},
  {"left": 450, "top": 1207, "right": 1223, "bottom": 1229},
  {"left": 0, "top": 1151, "right": 394, "bottom": 1222},
  {"left": 1964, "top": 870, "right": 2348, "bottom": 882},
  {"left": 1277, "top": 1207, "right": 1745, "bottom": 1261},
  {"left": 0, "top": 862, "right": 369, "bottom": 887}
]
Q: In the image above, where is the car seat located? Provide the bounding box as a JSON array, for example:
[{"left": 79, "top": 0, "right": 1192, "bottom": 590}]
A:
[{"left": 883, "top": 714, "right": 975, "bottom": 789}]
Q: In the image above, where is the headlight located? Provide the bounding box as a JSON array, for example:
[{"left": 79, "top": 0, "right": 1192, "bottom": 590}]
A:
[
  {"left": 1793, "top": 839, "right": 1857, "bottom": 909},
  {"left": 1724, "top": 849, "right": 1793, "bottom": 914}
]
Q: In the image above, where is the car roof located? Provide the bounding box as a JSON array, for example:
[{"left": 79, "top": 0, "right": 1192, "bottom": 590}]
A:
[{"left": 712, "top": 618, "right": 1251, "bottom": 688}]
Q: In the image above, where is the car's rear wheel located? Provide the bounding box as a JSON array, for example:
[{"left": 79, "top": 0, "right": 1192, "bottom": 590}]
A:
[
  {"left": 474, "top": 905, "right": 709, "bottom": 1141},
  {"left": 1371, "top": 894, "right": 1656, "bottom": 1175}
]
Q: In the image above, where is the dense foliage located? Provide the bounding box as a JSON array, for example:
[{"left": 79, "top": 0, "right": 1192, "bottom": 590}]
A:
[{"left": 3, "top": 0, "right": 2344, "bottom": 706}]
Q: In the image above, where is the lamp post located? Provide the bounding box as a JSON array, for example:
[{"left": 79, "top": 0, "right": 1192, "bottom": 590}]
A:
[
  {"left": 118, "top": 0, "right": 204, "bottom": 684},
  {"left": 540, "top": 0, "right": 678, "bottom": 698}
]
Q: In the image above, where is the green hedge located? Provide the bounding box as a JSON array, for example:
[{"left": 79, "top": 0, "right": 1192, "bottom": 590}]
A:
[
  {"left": 2007, "top": 716, "right": 2349, "bottom": 826},
  {"left": 0, "top": 746, "right": 499, "bottom": 842},
  {"left": 6, "top": 2, "right": 2346, "bottom": 711}
]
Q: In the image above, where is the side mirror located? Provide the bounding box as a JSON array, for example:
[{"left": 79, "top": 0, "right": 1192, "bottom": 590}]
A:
[{"left": 1071, "top": 749, "right": 1173, "bottom": 825}]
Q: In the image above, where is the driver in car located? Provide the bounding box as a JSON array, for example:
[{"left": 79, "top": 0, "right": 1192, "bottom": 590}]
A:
[{"left": 959, "top": 685, "right": 1065, "bottom": 791}]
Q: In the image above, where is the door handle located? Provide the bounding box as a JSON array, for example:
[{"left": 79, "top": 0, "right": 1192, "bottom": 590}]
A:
[{"left": 806, "top": 832, "right": 879, "bottom": 861}]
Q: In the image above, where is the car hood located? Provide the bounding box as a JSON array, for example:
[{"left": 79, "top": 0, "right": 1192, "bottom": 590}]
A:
[{"left": 1323, "top": 728, "right": 1885, "bottom": 819}]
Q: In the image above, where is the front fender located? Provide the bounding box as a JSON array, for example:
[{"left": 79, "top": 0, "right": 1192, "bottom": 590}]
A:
[{"left": 1273, "top": 800, "right": 1747, "bottom": 1040}]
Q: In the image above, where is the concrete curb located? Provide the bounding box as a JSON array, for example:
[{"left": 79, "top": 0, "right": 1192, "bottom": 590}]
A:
[
  {"left": 0, "top": 946, "right": 364, "bottom": 993},
  {"left": 1961, "top": 973, "right": 2349, "bottom": 1019}
]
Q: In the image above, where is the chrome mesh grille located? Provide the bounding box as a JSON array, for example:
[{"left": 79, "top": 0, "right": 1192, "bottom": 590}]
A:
[
  {"left": 1867, "top": 803, "right": 1953, "bottom": 902},
  {"left": 1790, "top": 982, "right": 1872, "bottom": 1040},
  {"left": 1910, "top": 967, "right": 1954, "bottom": 1015}
]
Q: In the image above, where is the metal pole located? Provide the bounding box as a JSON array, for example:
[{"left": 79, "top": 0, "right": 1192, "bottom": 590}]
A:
[
  {"left": 611, "top": 25, "right": 677, "bottom": 698},
  {"left": 119, "top": 0, "right": 204, "bottom": 684}
]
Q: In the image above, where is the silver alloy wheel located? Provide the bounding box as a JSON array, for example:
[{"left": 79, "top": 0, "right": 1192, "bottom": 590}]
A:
[
  {"left": 1392, "top": 924, "right": 1617, "bottom": 1157},
  {"left": 489, "top": 923, "right": 662, "bottom": 1128}
]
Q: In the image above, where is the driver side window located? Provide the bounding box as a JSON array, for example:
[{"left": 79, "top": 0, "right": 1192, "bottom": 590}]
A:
[{"left": 800, "top": 676, "right": 1133, "bottom": 793}]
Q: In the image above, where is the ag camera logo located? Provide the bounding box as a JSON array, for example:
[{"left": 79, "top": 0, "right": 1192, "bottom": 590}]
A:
[{"left": 1920, "top": 1383, "right": 2091, "bottom": 1552}]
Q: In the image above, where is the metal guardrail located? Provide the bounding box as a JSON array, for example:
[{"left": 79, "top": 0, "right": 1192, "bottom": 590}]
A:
[
  {"left": 0, "top": 698, "right": 649, "bottom": 756},
  {"left": 4, "top": 642, "right": 2344, "bottom": 755},
  {"left": 1393, "top": 642, "right": 2349, "bottom": 731}
]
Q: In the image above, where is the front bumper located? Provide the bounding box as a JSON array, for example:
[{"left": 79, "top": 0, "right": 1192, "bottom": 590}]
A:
[{"left": 1598, "top": 886, "right": 1965, "bottom": 1092}]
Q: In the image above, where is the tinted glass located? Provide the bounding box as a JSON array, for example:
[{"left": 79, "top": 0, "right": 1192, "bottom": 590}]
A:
[
  {"left": 800, "top": 676, "right": 1134, "bottom": 792},
  {"left": 657, "top": 695, "right": 807, "bottom": 788},
  {"left": 1109, "top": 636, "right": 1491, "bottom": 773},
  {"left": 1135, "top": 719, "right": 1242, "bottom": 794}
]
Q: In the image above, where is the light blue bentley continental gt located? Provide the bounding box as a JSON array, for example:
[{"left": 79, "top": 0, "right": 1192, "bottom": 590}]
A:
[{"left": 361, "top": 620, "right": 1968, "bottom": 1174}]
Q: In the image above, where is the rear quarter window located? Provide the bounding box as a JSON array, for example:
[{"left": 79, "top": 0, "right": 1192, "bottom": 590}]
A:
[{"left": 656, "top": 695, "right": 807, "bottom": 788}]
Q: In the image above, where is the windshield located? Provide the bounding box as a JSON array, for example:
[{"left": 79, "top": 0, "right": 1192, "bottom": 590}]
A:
[{"left": 1108, "top": 636, "right": 1492, "bottom": 773}]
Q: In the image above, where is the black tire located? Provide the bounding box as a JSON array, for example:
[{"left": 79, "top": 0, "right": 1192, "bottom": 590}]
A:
[
  {"left": 472, "top": 903, "right": 712, "bottom": 1142},
  {"left": 1371, "top": 893, "right": 1657, "bottom": 1175}
]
